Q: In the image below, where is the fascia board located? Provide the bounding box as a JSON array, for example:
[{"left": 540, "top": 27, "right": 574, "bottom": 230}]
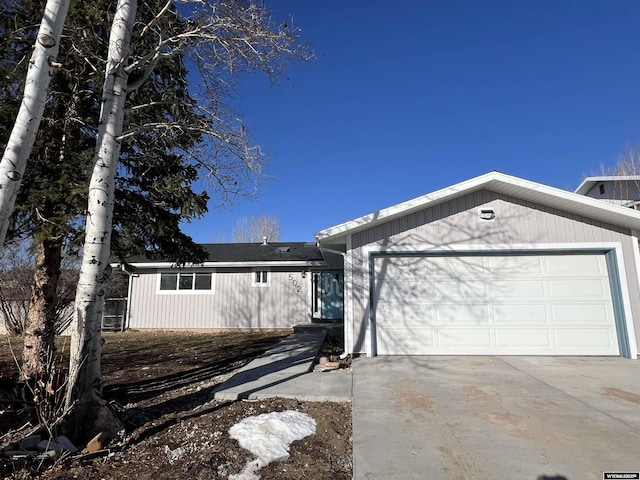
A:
[{"left": 120, "top": 260, "right": 326, "bottom": 269}]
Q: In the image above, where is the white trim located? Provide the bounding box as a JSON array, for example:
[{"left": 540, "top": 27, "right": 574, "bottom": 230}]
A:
[
  {"left": 251, "top": 268, "right": 271, "bottom": 287},
  {"left": 345, "top": 234, "right": 354, "bottom": 354},
  {"left": 611, "top": 245, "right": 638, "bottom": 359},
  {"left": 306, "top": 270, "right": 313, "bottom": 321},
  {"left": 361, "top": 242, "right": 638, "bottom": 359},
  {"left": 315, "top": 172, "right": 640, "bottom": 243},
  {"left": 127, "top": 260, "right": 325, "bottom": 269},
  {"left": 627, "top": 230, "right": 640, "bottom": 358},
  {"left": 156, "top": 269, "right": 216, "bottom": 295}
]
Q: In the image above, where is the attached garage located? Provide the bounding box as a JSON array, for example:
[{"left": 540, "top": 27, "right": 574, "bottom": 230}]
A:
[
  {"left": 315, "top": 172, "right": 640, "bottom": 359},
  {"left": 372, "top": 252, "right": 621, "bottom": 356}
]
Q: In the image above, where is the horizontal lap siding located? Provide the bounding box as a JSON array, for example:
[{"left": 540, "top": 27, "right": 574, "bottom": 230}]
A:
[
  {"left": 347, "top": 190, "right": 640, "bottom": 354},
  {"left": 129, "top": 268, "right": 309, "bottom": 330}
]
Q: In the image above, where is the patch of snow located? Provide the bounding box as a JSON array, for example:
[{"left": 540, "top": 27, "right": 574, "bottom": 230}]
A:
[
  {"left": 228, "top": 410, "right": 316, "bottom": 480},
  {"left": 162, "top": 445, "right": 185, "bottom": 465}
]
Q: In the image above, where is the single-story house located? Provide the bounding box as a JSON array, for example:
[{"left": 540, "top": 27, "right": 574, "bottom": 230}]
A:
[
  {"left": 120, "top": 242, "right": 343, "bottom": 330},
  {"left": 118, "top": 171, "right": 640, "bottom": 359}
]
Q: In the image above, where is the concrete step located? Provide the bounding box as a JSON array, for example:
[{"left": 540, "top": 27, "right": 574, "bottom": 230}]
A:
[{"left": 294, "top": 322, "right": 343, "bottom": 336}]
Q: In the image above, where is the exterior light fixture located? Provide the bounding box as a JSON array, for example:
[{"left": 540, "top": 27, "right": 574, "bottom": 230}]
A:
[{"left": 479, "top": 209, "right": 496, "bottom": 220}]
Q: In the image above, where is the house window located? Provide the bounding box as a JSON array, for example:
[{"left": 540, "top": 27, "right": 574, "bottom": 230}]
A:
[
  {"left": 159, "top": 272, "right": 214, "bottom": 293},
  {"left": 253, "top": 270, "right": 270, "bottom": 287}
]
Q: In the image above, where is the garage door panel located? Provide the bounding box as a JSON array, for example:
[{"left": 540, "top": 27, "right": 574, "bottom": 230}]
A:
[
  {"left": 494, "top": 328, "right": 552, "bottom": 347},
  {"left": 431, "top": 257, "right": 487, "bottom": 278},
  {"left": 492, "top": 305, "right": 549, "bottom": 323},
  {"left": 377, "top": 327, "right": 435, "bottom": 354},
  {"left": 373, "top": 253, "right": 620, "bottom": 356},
  {"left": 550, "top": 304, "right": 614, "bottom": 324},
  {"left": 376, "top": 257, "right": 435, "bottom": 279},
  {"left": 491, "top": 280, "right": 546, "bottom": 299},
  {"left": 377, "top": 279, "right": 435, "bottom": 300},
  {"left": 548, "top": 279, "right": 610, "bottom": 299},
  {"left": 489, "top": 256, "right": 543, "bottom": 276},
  {"left": 377, "top": 304, "right": 435, "bottom": 329},
  {"left": 437, "top": 328, "right": 492, "bottom": 347},
  {"left": 434, "top": 281, "right": 487, "bottom": 300},
  {"left": 544, "top": 255, "right": 606, "bottom": 275},
  {"left": 554, "top": 328, "right": 617, "bottom": 348},
  {"left": 435, "top": 304, "right": 491, "bottom": 325}
]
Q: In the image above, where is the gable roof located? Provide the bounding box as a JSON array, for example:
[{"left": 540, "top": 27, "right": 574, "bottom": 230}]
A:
[
  {"left": 125, "top": 242, "right": 325, "bottom": 268},
  {"left": 315, "top": 171, "right": 640, "bottom": 243},
  {"left": 574, "top": 175, "right": 640, "bottom": 196}
]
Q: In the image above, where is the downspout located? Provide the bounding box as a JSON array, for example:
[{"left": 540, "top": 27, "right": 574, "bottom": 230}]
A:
[
  {"left": 318, "top": 246, "right": 347, "bottom": 260},
  {"left": 119, "top": 264, "right": 138, "bottom": 332}
]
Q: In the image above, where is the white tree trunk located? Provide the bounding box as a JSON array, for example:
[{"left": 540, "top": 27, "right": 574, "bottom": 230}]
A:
[
  {"left": 0, "top": 0, "right": 70, "bottom": 252},
  {"left": 65, "top": 0, "right": 137, "bottom": 416}
]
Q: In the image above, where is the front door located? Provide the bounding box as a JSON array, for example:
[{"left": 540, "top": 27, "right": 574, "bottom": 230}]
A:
[{"left": 312, "top": 271, "right": 344, "bottom": 320}]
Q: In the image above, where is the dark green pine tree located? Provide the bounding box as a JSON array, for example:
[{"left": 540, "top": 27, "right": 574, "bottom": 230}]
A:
[{"left": 0, "top": 0, "right": 208, "bottom": 412}]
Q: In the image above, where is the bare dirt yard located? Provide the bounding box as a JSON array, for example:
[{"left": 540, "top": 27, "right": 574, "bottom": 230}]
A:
[{"left": 0, "top": 331, "right": 352, "bottom": 479}]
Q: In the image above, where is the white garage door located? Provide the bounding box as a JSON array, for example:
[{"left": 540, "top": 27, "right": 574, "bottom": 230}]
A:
[{"left": 373, "top": 254, "right": 620, "bottom": 355}]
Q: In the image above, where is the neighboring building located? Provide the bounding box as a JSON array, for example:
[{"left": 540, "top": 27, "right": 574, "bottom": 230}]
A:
[
  {"left": 574, "top": 175, "right": 640, "bottom": 209},
  {"left": 119, "top": 242, "right": 342, "bottom": 331},
  {"left": 315, "top": 171, "right": 640, "bottom": 359}
]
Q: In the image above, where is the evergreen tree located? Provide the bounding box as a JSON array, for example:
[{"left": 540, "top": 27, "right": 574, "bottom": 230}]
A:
[{"left": 0, "top": 0, "right": 208, "bottom": 420}]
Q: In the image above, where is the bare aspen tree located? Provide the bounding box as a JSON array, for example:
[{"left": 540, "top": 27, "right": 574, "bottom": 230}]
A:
[
  {"left": 232, "top": 215, "right": 282, "bottom": 242},
  {"left": 65, "top": 0, "right": 311, "bottom": 434},
  {"left": 1, "top": 0, "right": 210, "bottom": 401},
  {"left": 0, "top": 0, "right": 70, "bottom": 251},
  {"left": 65, "top": 0, "right": 137, "bottom": 426}
]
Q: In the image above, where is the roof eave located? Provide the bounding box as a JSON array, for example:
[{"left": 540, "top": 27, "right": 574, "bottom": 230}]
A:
[{"left": 113, "top": 260, "right": 326, "bottom": 269}]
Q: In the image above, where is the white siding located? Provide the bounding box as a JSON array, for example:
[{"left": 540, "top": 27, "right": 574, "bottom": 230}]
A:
[{"left": 129, "top": 268, "right": 310, "bottom": 329}]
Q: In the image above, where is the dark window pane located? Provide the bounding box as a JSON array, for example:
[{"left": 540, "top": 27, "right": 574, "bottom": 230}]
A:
[
  {"left": 254, "top": 271, "right": 268, "bottom": 284},
  {"left": 178, "top": 273, "right": 194, "bottom": 290},
  {"left": 195, "top": 273, "right": 212, "bottom": 290},
  {"left": 160, "top": 273, "right": 177, "bottom": 290}
]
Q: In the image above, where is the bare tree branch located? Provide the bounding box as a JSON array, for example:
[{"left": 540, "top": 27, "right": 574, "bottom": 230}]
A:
[{"left": 233, "top": 215, "right": 281, "bottom": 243}]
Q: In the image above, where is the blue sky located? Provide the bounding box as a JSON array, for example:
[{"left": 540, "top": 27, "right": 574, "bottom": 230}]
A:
[{"left": 181, "top": 0, "right": 640, "bottom": 243}]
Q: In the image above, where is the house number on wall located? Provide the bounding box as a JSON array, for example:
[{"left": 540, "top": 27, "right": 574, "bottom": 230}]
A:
[{"left": 288, "top": 274, "right": 302, "bottom": 293}]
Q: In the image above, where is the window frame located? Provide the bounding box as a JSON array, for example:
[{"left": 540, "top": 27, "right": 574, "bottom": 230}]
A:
[
  {"left": 252, "top": 269, "right": 271, "bottom": 287},
  {"left": 157, "top": 270, "right": 216, "bottom": 294}
]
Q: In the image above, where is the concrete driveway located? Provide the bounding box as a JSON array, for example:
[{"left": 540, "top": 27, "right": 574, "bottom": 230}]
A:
[{"left": 353, "top": 356, "right": 640, "bottom": 480}]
